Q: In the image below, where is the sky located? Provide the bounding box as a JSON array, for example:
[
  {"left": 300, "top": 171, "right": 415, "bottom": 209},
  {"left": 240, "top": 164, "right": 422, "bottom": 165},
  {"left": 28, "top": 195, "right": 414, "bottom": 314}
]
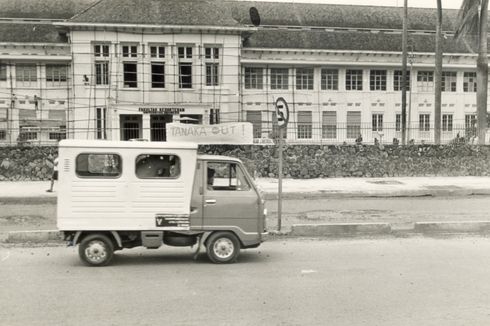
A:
[{"left": 242, "top": 0, "right": 465, "bottom": 9}]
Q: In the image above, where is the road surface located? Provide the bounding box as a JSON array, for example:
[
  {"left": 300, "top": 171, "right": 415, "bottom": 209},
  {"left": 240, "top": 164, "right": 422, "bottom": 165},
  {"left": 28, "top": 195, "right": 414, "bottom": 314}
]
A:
[
  {"left": 2, "top": 237, "right": 490, "bottom": 325},
  {"left": 1, "top": 196, "right": 490, "bottom": 232}
]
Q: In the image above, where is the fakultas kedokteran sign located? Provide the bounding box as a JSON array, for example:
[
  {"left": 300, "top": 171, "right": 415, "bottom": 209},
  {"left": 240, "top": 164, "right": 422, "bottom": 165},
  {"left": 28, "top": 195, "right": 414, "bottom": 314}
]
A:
[{"left": 166, "top": 122, "right": 253, "bottom": 144}]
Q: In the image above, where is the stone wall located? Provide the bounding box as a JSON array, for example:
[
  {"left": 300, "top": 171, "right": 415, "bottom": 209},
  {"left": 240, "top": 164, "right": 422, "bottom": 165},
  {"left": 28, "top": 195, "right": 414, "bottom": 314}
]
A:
[
  {"left": 0, "top": 146, "right": 58, "bottom": 181},
  {"left": 1, "top": 144, "right": 490, "bottom": 181}
]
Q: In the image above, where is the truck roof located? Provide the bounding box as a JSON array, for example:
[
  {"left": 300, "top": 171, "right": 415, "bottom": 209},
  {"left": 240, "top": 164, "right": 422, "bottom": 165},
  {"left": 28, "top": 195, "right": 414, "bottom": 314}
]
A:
[{"left": 58, "top": 139, "right": 198, "bottom": 150}]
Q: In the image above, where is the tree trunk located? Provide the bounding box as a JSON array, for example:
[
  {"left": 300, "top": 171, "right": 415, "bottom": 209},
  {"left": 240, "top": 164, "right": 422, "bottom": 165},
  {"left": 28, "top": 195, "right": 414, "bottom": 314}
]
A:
[
  {"left": 434, "top": 0, "right": 443, "bottom": 144},
  {"left": 477, "top": 0, "right": 488, "bottom": 145}
]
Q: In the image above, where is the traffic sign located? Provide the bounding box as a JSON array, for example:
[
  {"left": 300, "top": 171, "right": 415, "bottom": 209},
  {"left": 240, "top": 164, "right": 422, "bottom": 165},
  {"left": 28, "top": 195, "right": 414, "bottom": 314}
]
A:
[{"left": 275, "top": 97, "right": 289, "bottom": 129}]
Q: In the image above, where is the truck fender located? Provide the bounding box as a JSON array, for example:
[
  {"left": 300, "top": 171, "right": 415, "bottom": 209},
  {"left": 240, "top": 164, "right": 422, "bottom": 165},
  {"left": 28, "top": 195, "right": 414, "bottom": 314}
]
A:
[{"left": 73, "top": 231, "right": 122, "bottom": 248}]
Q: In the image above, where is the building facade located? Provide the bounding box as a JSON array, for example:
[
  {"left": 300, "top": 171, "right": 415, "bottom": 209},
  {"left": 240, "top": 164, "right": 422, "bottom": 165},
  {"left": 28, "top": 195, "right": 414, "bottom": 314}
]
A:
[{"left": 0, "top": 0, "right": 487, "bottom": 145}]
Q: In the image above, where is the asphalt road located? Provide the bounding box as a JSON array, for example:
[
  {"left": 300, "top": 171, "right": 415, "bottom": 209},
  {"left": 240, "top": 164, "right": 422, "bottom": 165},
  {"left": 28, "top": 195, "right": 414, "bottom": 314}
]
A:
[
  {"left": 1, "top": 196, "right": 490, "bottom": 232},
  {"left": 2, "top": 237, "right": 490, "bottom": 325}
]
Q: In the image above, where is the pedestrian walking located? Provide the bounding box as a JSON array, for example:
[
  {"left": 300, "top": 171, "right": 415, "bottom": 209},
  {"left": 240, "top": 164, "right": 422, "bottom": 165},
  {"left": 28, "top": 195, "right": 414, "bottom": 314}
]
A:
[{"left": 46, "top": 156, "right": 58, "bottom": 192}]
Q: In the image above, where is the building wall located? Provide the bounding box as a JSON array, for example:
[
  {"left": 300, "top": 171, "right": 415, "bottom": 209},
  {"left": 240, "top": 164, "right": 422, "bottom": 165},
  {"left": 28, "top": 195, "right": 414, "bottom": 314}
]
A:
[
  {"left": 0, "top": 43, "right": 70, "bottom": 145},
  {"left": 241, "top": 49, "right": 484, "bottom": 144},
  {"left": 69, "top": 29, "right": 242, "bottom": 141}
]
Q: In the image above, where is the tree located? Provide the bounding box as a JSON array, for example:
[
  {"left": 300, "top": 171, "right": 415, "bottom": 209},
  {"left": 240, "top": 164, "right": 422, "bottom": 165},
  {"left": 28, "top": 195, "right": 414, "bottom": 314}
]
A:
[
  {"left": 434, "top": 0, "right": 443, "bottom": 144},
  {"left": 455, "top": 0, "right": 488, "bottom": 145}
]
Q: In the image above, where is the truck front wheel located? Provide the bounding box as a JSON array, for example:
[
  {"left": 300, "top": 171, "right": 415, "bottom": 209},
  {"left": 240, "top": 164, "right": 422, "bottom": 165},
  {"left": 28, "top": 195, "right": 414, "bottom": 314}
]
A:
[
  {"left": 79, "top": 233, "right": 114, "bottom": 267},
  {"left": 206, "top": 232, "right": 240, "bottom": 264}
]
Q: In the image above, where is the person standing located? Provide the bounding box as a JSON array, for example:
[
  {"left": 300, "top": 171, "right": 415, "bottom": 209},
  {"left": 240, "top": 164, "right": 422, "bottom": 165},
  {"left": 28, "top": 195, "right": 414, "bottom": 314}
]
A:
[{"left": 46, "top": 156, "right": 58, "bottom": 192}]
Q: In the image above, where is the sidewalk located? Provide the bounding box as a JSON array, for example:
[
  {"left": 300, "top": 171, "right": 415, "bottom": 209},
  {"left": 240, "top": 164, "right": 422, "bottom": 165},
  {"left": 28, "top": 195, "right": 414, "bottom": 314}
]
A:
[
  {"left": 3, "top": 176, "right": 490, "bottom": 199},
  {"left": 2, "top": 176, "right": 490, "bottom": 242}
]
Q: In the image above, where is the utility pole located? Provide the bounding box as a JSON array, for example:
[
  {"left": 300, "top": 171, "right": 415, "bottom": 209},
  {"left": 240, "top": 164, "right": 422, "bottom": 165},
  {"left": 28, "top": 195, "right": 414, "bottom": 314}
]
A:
[
  {"left": 434, "top": 0, "right": 443, "bottom": 145},
  {"left": 401, "top": 0, "right": 408, "bottom": 145}
]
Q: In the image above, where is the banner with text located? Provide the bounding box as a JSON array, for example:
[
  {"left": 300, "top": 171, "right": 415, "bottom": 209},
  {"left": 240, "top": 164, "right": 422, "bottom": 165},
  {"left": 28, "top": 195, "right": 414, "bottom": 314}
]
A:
[{"left": 166, "top": 122, "right": 253, "bottom": 144}]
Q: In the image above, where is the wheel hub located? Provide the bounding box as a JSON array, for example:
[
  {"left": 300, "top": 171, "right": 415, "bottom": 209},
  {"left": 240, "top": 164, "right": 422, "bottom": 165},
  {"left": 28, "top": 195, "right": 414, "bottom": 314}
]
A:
[
  {"left": 85, "top": 240, "right": 107, "bottom": 262},
  {"left": 213, "top": 238, "right": 234, "bottom": 259}
]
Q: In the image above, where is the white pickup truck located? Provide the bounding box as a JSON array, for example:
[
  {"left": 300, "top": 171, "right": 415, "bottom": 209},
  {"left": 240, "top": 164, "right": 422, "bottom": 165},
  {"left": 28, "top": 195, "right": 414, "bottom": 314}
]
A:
[{"left": 57, "top": 139, "right": 267, "bottom": 266}]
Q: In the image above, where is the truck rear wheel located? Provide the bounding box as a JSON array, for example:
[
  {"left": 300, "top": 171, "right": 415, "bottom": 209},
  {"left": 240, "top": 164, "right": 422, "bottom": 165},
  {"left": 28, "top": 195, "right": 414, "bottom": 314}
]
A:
[
  {"left": 78, "top": 233, "right": 114, "bottom": 267},
  {"left": 206, "top": 232, "right": 240, "bottom": 264}
]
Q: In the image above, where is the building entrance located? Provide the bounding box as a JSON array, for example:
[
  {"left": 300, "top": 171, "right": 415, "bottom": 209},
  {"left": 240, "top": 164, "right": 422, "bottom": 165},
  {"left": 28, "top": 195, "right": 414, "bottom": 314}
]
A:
[
  {"left": 120, "top": 115, "right": 142, "bottom": 140},
  {"left": 150, "top": 114, "right": 173, "bottom": 141}
]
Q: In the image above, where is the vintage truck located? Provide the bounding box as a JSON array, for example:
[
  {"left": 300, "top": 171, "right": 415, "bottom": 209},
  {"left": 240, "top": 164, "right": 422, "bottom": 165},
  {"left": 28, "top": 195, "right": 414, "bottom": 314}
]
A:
[{"left": 57, "top": 139, "right": 267, "bottom": 266}]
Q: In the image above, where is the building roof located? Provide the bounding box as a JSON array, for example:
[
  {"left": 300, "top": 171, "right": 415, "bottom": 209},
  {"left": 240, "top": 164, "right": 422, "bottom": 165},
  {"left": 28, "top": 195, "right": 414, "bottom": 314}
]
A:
[
  {"left": 0, "top": 0, "right": 98, "bottom": 19},
  {"left": 0, "top": 23, "right": 68, "bottom": 43},
  {"left": 243, "top": 29, "right": 471, "bottom": 54},
  {"left": 68, "top": 0, "right": 242, "bottom": 27},
  {"left": 227, "top": 1, "right": 460, "bottom": 31}
]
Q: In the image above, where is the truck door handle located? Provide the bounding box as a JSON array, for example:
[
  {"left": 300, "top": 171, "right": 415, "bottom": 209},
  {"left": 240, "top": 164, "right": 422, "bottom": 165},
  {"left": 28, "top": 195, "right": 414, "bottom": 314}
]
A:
[{"left": 205, "top": 199, "right": 217, "bottom": 205}]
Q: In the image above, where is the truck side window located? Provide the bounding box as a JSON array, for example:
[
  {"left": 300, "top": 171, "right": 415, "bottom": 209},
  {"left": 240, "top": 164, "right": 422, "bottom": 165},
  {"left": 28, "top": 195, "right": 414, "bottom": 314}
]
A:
[
  {"left": 76, "top": 153, "right": 121, "bottom": 177},
  {"left": 207, "top": 162, "right": 250, "bottom": 191},
  {"left": 135, "top": 154, "right": 180, "bottom": 178}
]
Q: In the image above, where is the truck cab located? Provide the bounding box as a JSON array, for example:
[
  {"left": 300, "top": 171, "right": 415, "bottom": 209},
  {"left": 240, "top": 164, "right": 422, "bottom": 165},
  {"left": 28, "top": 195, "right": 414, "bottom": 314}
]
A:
[{"left": 57, "top": 140, "right": 267, "bottom": 266}]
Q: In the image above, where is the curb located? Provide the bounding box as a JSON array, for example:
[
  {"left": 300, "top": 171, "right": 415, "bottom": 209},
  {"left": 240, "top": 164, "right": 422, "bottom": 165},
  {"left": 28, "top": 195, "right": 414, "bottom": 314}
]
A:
[
  {"left": 3, "top": 222, "right": 490, "bottom": 244},
  {"left": 414, "top": 221, "right": 490, "bottom": 233},
  {"left": 3, "top": 230, "right": 62, "bottom": 243},
  {"left": 290, "top": 223, "right": 392, "bottom": 236}
]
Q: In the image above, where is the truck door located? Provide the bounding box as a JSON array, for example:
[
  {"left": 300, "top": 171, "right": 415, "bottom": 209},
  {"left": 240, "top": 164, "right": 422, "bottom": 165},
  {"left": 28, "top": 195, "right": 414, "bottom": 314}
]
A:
[{"left": 203, "top": 161, "right": 259, "bottom": 233}]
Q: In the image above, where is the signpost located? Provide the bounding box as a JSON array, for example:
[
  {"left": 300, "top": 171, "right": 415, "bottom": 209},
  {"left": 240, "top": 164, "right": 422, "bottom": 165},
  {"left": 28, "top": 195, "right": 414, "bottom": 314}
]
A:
[{"left": 275, "top": 97, "right": 289, "bottom": 231}]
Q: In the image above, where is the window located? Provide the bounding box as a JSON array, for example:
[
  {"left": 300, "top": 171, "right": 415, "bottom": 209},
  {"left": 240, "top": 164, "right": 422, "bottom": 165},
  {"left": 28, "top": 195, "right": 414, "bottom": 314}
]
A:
[
  {"left": 150, "top": 45, "right": 165, "bottom": 58},
  {"left": 346, "top": 69, "right": 363, "bottom": 91},
  {"left": 296, "top": 68, "right": 314, "bottom": 90},
  {"left": 347, "top": 111, "right": 361, "bottom": 138},
  {"left": 94, "top": 44, "right": 110, "bottom": 85},
  {"left": 178, "top": 46, "right": 193, "bottom": 89},
  {"left": 321, "top": 69, "right": 338, "bottom": 90},
  {"left": 297, "top": 111, "right": 312, "bottom": 139},
  {"left": 370, "top": 70, "right": 387, "bottom": 91},
  {"left": 19, "top": 126, "right": 38, "bottom": 141},
  {"left": 465, "top": 114, "right": 477, "bottom": 137},
  {"left": 0, "top": 64, "right": 6, "bottom": 81},
  {"left": 94, "top": 44, "right": 109, "bottom": 57},
  {"left": 396, "top": 113, "right": 401, "bottom": 132},
  {"left": 442, "top": 71, "right": 457, "bottom": 92},
  {"left": 394, "top": 70, "right": 410, "bottom": 91},
  {"left": 178, "top": 46, "right": 193, "bottom": 59},
  {"left": 246, "top": 111, "right": 262, "bottom": 138},
  {"left": 46, "top": 65, "right": 67, "bottom": 87},
  {"left": 442, "top": 114, "right": 453, "bottom": 132},
  {"left": 151, "top": 62, "right": 165, "bottom": 88},
  {"left": 417, "top": 71, "right": 434, "bottom": 92},
  {"left": 206, "top": 63, "right": 219, "bottom": 86},
  {"left": 210, "top": 108, "right": 220, "bottom": 125},
  {"left": 0, "top": 130, "right": 5, "bottom": 140},
  {"left": 322, "top": 111, "right": 337, "bottom": 139},
  {"left": 96, "top": 107, "right": 107, "bottom": 139},
  {"left": 122, "top": 45, "right": 138, "bottom": 58},
  {"left": 372, "top": 114, "right": 383, "bottom": 131},
  {"left": 76, "top": 153, "right": 121, "bottom": 177},
  {"left": 244, "top": 67, "right": 263, "bottom": 89},
  {"left": 419, "top": 114, "right": 430, "bottom": 131},
  {"left": 16, "top": 64, "right": 37, "bottom": 86},
  {"left": 205, "top": 47, "right": 219, "bottom": 86},
  {"left": 95, "top": 62, "right": 109, "bottom": 85},
  {"left": 179, "top": 63, "right": 192, "bottom": 88},
  {"left": 123, "top": 63, "right": 137, "bottom": 88},
  {"left": 49, "top": 126, "right": 66, "bottom": 140},
  {"left": 271, "top": 68, "right": 288, "bottom": 90},
  {"left": 206, "top": 162, "right": 250, "bottom": 192},
  {"left": 463, "top": 72, "right": 477, "bottom": 92},
  {"left": 135, "top": 154, "right": 180, "bottom": 178}
]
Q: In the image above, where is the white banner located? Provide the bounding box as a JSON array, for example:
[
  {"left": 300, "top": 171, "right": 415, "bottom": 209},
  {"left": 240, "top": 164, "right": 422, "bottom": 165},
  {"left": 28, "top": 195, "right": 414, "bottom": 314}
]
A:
[{"left": 166, "top": 122, "right": 253, "bottom": 144}]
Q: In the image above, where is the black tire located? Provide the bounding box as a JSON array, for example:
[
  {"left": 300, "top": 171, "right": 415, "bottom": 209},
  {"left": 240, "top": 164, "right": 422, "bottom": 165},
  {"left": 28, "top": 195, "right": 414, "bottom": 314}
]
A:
[
  {"left": 206, "top": 232, "right": 240, "bottom": 264},
  {"left": 78, "top": 233, "right": 114, "bottom": 267}
]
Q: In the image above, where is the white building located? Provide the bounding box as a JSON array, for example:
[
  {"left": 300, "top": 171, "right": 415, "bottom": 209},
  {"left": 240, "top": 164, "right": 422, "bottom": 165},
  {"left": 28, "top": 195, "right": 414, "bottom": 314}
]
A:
[{"left": 0, "top": 0, "right": 486, "bottom": 145}]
